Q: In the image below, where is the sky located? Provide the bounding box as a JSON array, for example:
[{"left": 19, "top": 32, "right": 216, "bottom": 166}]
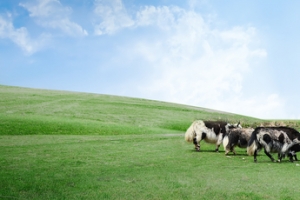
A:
[{"left": 1, "top": 0, "right": 300, "bottom": 119}]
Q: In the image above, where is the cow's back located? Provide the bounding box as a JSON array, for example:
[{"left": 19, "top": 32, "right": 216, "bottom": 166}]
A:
[
  {"left": 227, "top": 128, "right": 253, "bottom": 148},
  {"left": 255, "top": 126, "right": 299, "bottom": 142},
  {"left": 273, "top": 126, "right": 300, "bottom": 140},
  {"left": 203, "top": 121, "right": 227, "bottom": 135}
]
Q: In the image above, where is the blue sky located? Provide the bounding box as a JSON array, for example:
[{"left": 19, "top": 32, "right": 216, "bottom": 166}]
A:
[{"left": 1, "top": 0, "right": 300, "bottom": 119}]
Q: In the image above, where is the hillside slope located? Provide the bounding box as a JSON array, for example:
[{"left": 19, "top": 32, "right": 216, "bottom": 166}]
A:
[{"left": 0, "top": 85, "right": 263, "bottom": 135}]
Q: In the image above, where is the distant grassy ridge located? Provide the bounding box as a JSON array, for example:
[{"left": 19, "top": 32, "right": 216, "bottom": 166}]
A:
[{"left": 1, "top": 85, "right": 299, "bottom": 135}]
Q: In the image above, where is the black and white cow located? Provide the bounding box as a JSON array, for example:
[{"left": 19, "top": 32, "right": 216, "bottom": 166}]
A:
[
  {"left": 247, "top": 127, "right": 300, "bottom": 162},
  {"left": 223, "top": 128, "right": 254, "bottom": 155},
  {"left": 185, "top": 120, "right": 242, "bottom": 152}
]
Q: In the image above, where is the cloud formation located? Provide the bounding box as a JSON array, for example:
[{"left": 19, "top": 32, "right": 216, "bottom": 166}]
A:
[
  {"left": 93, "top": 0, "right": 134, "bottom": 35},
  {"left": 102, "top": 5, "right": 277, "bottom": 118},
  {"left": 89, "top": 1, "right": 283, "bottom": 118},
  {"left": 0, "top": 14, "right": 47, "bottom": 54},
  {"left": 20, "top": 0, "right": 88, "bottom": 36}
]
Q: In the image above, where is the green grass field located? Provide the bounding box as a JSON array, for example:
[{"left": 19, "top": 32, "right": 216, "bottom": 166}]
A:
[{"left": 1, "top": 85, "right": 300, "bottom": 200}]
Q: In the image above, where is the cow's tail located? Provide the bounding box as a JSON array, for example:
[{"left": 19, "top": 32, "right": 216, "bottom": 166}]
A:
[
  {"left": 185, "top": 120, "right": 204, "bottom": 142},
  {"left": 247, "top": 130, "right": 258, "bottom": 156},
  {"left": 223, "top": 135, "right": 229, "bottom": 151},
  {"left": 185, "top": 122, "right": 196, "bottom": 142}
]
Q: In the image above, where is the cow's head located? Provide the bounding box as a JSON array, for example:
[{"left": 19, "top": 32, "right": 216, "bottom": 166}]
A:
[
  {"left": 234, "top": 121, "right": 242, "bottom": 128},
  {"left": 225, "top": 121, "right": 242, "bottom": 132}
]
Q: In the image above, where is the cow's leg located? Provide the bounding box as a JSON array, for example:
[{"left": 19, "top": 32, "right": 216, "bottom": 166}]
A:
[
  {"left": 264, "top": 148, "right": 275, "bottom": 162},
  {"left": 289, "top": 151, "right": 297, "bottom": 162},
  {"left": 291, "top": 151, "right": 298, "bottom": 161},
  {"left": 215, "top": 145, "right": 220, "bottom": 152},
  {"left": 215, "top": 133, "right": 223, "bottom": 152},
  {"left": 225, "top": 146, "right": 233, "bottom": 155},
  {"left": 232, "top": 147, "right": 236, "bottom": 155},
  {"left": 193, "top": 132, "right": 204, "bottom": 151},
  {"left": 254, "top": 149, "right": 258, "bottom": 162},
  {"left": 288, "top": 152, "right": 294, "bottom": 162},
  {"left": 225, "top": 149, "right": 230, "bottom": 155},
  {"left": 262, "top": 135, "right": 276, "bottom": 162},
  {"left": 193, "top": 137, "right": 200, "bottom": 151},
  {"left": 294, "top": 154, "right": 298, "bottom": 161},
  {"left": 277, "top": 153, "right": 283, "bottom": 163},
  {"left": 226, "top": 146, "right": 236, "bottom": 155},
  {"left": 229, "top": 143, "right": 236, "bottom": 155}
]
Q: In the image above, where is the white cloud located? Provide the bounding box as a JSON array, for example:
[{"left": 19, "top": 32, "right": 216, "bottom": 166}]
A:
[
  {"left": 111, "top": 4, "right": 283, "bottom": 119},
  {"left": 93, "top": 0, "right": 134, "bottom": 35},
  {"left": 0, "top": 15, "right": 48, "bottom": 54},
  {"left": 20, "top": 0, "right": 88, "bottom": 37},
  {"left": 135, "top": 6, "right": 182, "bottom": 29}
]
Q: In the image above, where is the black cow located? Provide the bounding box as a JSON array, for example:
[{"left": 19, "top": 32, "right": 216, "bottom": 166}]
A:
[
  {"left": 185, "top": 120, "right": 242, "bottom": 152},
  {"left": 288, "top": 145, "right": 300, "bottom": 161},
  {"left": 223, "top": 128, "right": 254, "bottom": 155},
  {"left": 247, "top": 127, "right": 300, "bottom": 162}
]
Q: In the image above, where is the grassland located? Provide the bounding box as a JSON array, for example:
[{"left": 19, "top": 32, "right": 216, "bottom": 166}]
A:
[
  {"left": 1, "top": 85, "right": 300, "bottom": 200},
  {"left": 0, "top": 85, "right": 260, "bottom": 136}
]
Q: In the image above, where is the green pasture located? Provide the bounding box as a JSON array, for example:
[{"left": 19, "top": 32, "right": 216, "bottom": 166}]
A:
[
  {"left": 1, "top": 85, "right": 300, "bottom": 200},
  {"left": 0, "top": 85, "right": 258, "bottom": 136}
]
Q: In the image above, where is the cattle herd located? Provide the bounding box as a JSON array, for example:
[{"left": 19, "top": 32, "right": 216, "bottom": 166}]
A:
[{"left": 185, "top": 120, "right": 300, "bottom": 163}]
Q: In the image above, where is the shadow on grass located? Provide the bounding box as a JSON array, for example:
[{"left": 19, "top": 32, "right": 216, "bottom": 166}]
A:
[
  {"left": 187, "top": 149, "right": 221, "bottom": 153},
  {"left": 225, "top": 152, "right": 249, "bottom": 156},
  {"left": 251, "top": 160, "right": 296, "bottom": 164}
]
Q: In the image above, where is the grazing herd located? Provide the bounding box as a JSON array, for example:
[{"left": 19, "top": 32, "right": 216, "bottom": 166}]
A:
[{"left": 185, "top": 120, "right": 300, "bottom": 163}]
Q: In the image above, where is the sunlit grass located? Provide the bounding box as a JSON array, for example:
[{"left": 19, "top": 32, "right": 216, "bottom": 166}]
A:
[
  {"left": 1, "top": 134, "right": 300, "bottom": 200},
  {"left": 0, "top": 85, "right": 261, "bottom": 136},
  {"left": 1, "top": 85, "right": 300, "bottom": 199}
]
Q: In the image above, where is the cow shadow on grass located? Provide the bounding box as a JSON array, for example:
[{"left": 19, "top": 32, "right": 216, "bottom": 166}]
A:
[
  {"left": 188, "top": 149, "right": 227, "bottom": 154},
  {"left": 189, "top": 149, "right": 220, "bottom": 153},
  {"left": 251, "top": 160, "right": 299, "bottom": 164},
  {"left": 224, "top": 152, "right": 249, "bottom": 157},
  {"left": 226, "top": 153, "right": 300, "bottom": 163},
  {"left": 188, "top": 149, "right": 249, "bottom": 155},
  {"left": 187, "top": 149, "right": 300, "bottom": 164}
]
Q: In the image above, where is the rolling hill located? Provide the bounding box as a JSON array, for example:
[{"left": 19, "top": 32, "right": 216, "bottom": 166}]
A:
[
  {"left": 0, "top": 85, "right": 265, "bottom": 136},
  {"left": 0, "top": 84, "right": 297, "bottom": 135}
]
